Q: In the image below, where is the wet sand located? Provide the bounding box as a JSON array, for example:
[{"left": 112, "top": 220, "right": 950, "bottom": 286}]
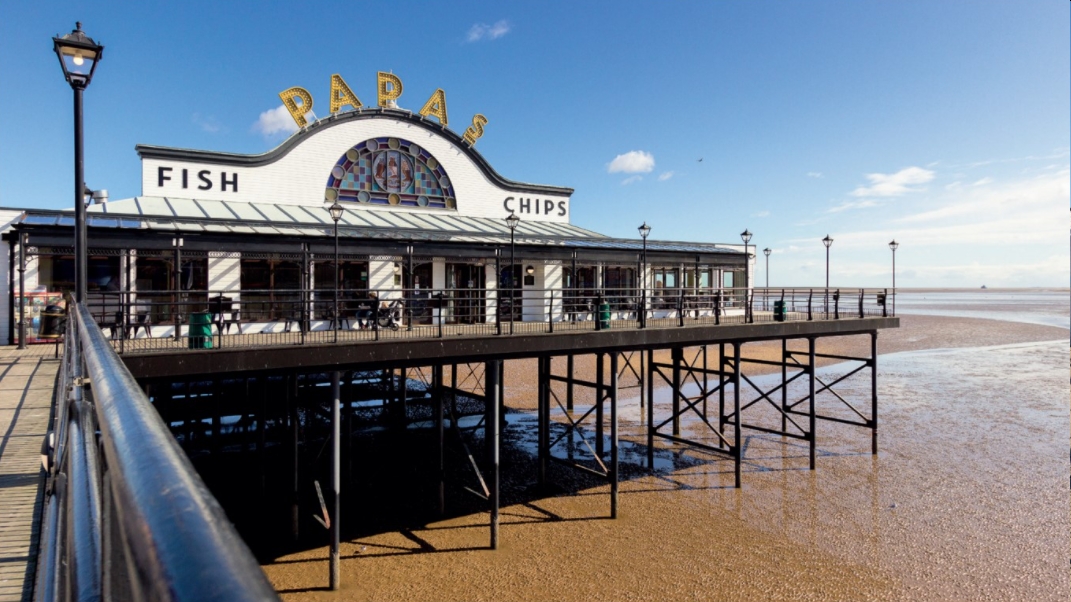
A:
[{"left": 264, "top": 313, "right": 1069, "bottom": 601}]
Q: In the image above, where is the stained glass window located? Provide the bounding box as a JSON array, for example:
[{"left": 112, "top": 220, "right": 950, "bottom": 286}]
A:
[{"left": 324, "top": 137, "right": 456, "bottom": 210}]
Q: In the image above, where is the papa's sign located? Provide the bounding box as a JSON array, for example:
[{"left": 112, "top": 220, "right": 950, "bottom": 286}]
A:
[{"left": 278, "top": 72, "right": 489, "bottom": 147}]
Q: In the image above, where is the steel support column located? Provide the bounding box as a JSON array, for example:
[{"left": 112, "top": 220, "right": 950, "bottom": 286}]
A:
[
  {"left": 330, "top": 370, "right": 340, "bottom": 590},
  {"left": 808, "top": 337, "right": 816, "bottom": 470},
  {"left": 485, "top": 359, "right": 501, "bottom": 549},
  {"left": 871, "top": 331, "right": 878, "bottom": 455},
  {"left": 434, "top": 365, "right": 445, "bottom": 515},
  {"left": 732, "top": 342, "right": 741, "bottom": 488},
  {"left": 609, "top": 352, "right": 619, "bottom": 518}
]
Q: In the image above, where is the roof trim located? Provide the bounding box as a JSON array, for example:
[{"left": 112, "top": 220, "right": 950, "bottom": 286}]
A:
[{"left": 135, "top": 108, "right": 575, "bottom": 196}]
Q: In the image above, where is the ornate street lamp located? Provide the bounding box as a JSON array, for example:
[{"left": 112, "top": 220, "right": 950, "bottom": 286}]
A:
[
  {"left": 740, "top": 229, "right": 752, "bottom": 321},
  {"left": 54, "top": 22, "right": 104, "bottom": 303},
  {"left": 327, "top": 201, "right": 343, "bottom": 341},
  {"left": 889, "top": 239, "right": 899, "bottom": 314},
  {"left": 638, "top": 222, "right": 651, "bottom": 328},
  {"left": 822, "top": 234, "right": 834, "bottom": 316},
  {"left": 763, "top": 247, "right": 771, "bottom": 288},
  {"left": 505, "top": 212, "right": 520, "bottom": 333}
]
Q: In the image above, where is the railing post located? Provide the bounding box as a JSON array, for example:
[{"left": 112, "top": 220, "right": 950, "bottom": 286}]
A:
[
  {"left": 859, "top": 289, "right": 864, "bottom": 318},
  {"left": 678, "top": 289, "right": 684, "bottom": 327},
  {"left": 834, "top": 289, "right": 840, "bottom": 320},
  {"left": 883, "top": 288, "right": 888, "bottom": 318},
  {"left": 807, "top": 290, "right": 813, "bottom": 321},
  {"left": 714, "top": 290, "right": 721, "bottom": 326},
  {"left": 438, "top": 291, "right": 445, "bottom": 338},
  {"left": 548, "top": 290, "right": 554, "bottom": 334}
]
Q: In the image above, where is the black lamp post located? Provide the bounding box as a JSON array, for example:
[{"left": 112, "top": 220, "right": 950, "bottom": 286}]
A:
[
  {"left": 740, "top": 229, "right": 752, "bottom": 321},
  {"left": 889, "top": 239, "right": 899, "bottom": 314},
  {"left": 763, "top": 247, "right": 771, "bottom": 288},
  {"left": 763, "top": 247, "right": 771, "bottom": 311},
  {"left": 54, "top": 22, "right": 103, "bottom": 304},
  {"left": 327, "top": 201, "right": 343, "bottom": 340},
  {"left": 638, "top": 222, "right": 651, "bottom": 328},
  {"left": 505, "top": 212, "right": 520, "bottom": 333},
  {"left": 822, "top": 234, "right": 834, "bottom": 316}
]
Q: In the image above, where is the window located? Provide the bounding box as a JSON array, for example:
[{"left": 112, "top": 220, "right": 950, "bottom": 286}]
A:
[
  {"left": 241, "top": 259, "right": 302, "bottom": 321},
  {"left": 313, "top": 261, "right": 368, "bottom": 319},
  {"left": 325, "top": 137, "right": 457, "bottom": 209},
  {"left": 135, "top": 255, "right": 208, "bottom": 323}
]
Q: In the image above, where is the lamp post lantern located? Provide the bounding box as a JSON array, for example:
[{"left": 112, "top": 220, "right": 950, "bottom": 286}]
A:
[
  {"left": 505, "top": 212, "right": 520, "bottom": 333},
  {"left": 888, "top": 239, "right": 899, "bottom": 314},
  {"left": 54, "top": 22, "right": 103, "bottom": 303},
  {"left": 763, "top": 247, "right": 771, "bottom": 288},
  {"left": 638, "top": 222, "right": 651, "bottom": 328},
  {"left": 822, "top": 234, "right": 834, "bottom": 316},
  {"left": 740, "top": 229, "right": 752, "bottom": 321},
  {"left": 327, "top": 201, "right": 343, "bottom": 341}
]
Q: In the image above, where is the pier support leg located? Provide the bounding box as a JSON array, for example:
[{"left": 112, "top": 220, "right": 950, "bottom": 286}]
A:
[
  {"left": 596, "top": 353, "right": 604, "bottom": 457},
  {"left": 808, "top": 337, "right": 817, "bottom": 470},
  {"left": 871, "top": 331, "right": 878, "bottom": 455},
  {"left": 733, "top": 342, "right": 741, "bottom": 489},
  {"left": 330, "top": 370, "right": 341, "bottom": 590},
  {"left": 718, "top": 343, "right": 726, "bottom": 448},
  {"left": 485, "top": 360, "right": 501, "bottom": 549},
  {"left": 609, "top": 352, "right": 619, "bottom": 518},
  {"left": 781, "top": 338, "right": 788, "bottom": 434},
  {"left": 290, "top": 375, "right": 300, "bottom": 542},
  {"left": 646, "top": 348, "right": 654, "bottom": 469},
  {"left": 537, "top": 357, "right": 548, "bottom": 486},
  {"left": 672, "top": 347, "right": 682, "bottom": 436},
  {"left": 434, "top": 365, "right": 444, "bottom": 516},
  {"left": 566, "top": 354, "right": 574, "bottom": 413}
]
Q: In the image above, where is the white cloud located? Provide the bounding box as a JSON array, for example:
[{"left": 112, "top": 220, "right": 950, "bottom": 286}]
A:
[
  {"left": 191, "top": 113, "right": 222, "bottom": 133},
  {"left": 621, "top": 175, "right": 643, "bottom": 185},
  {"left": 972, "top": 177, "right": 993, "bottom": 186},
  {"left": 828, "top": 199, "right": 879, "bottom": 213},
  {"left": 252, "top": 105, "right": 300, "bottom": 137},
  {"left": 467, "top": 20, "right": 511, "bottom": 42},
  {"left": 657, "top": 171, "right": 674, "bottom": 181},
  {"left": 608, "top": 150, "right": 655, "bottom": 174},
  {"left": 806, "top": 171, "right": 823, "bottom": 178},
  {"left": 850, "top": 166, "right": 935, "bottom": 197},
  {"left": 751, "top": 210, "right": 770, "bottom": 218}
]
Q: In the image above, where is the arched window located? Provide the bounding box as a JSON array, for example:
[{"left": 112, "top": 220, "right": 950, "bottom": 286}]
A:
[{"left": 324, "top": 137, "right": 456, "bottom": 209}]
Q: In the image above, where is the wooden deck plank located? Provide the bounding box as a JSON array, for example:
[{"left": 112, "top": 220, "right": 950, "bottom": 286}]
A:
[{"left": 0, "top": 346, "right": 58, "bottom": 602}]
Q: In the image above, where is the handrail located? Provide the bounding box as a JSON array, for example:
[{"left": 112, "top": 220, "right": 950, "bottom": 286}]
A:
[
  {"left": 36, "top": 303, "right": 280, "bottom": 602},
  {"left": 81, "top": 286, "right": 895, "bottom": 354}
]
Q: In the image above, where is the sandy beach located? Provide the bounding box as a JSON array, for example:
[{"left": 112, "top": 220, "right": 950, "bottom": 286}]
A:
[{"left": 263, "top": 307, "right": 1069, "bottom": 601}]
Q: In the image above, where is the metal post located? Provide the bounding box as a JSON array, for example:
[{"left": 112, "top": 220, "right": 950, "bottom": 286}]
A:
[
  {"left": 596, "top": 353, "right": 604, "bottom": 457},
  {"left": 646, "top": 348, "right": 654, "bottom": 469},
  {"left": 609, "top": 352, "right": 619, "bottom": 518},
  {"left": 891, "top": 246, "right": 896, "bottom": 315},
  {"left": 808, "top": 337, "right": 816, "bottom": 470},
  {"left": 871, "top": 331, "right": 878, "bottom": 455},
  {"left": 671, "top": 347, "right": 681, "bottom": 436},
  {"left": 74, "top": 86, "right": 86, "bottom": 302},
  {"left": 17, "top": 232, "right": 26, "bottom": 349},
  {"left": 485, "top": 360, "right": 501, "bottom": 549},
  {"left": 641, "top": 234, "right": 647, "bottom": 328},
  {"left": 330, "top": 370, "right": 340, "bottom": 589},
  {"left": 434, "top": 365, "right": 444, "bottom": 515},
  {"left": 537, "top": 356, "right": 548, "bottom": 485},
  {"left": 719, "top": 343, "right": 725, "bottom": 447},
  {"left": 781, "top": 338, "right": 788, "bottom": 434},
  {"left": 509, "top": 230, "right": 516, "bottom": 335},
  {"left": 733, "top": 342, "right": 741, "bottom": 488},
  {"left": 824, "top": 244, "right": 830, "bottom": 317},
  {"left": 407, "top": 244, "right": 414, "bottom": 331},
  {"left": 495, "top": 249, "right": 502, "bottom": 336},
  {"left": 566, "top": 354, "right": 574, "bottom": 413},
  {"left": 333, "top": 220, "right": 339, "bottom": 343},
  {"left": 173, "top": 239, "right": 182, "bottom": 341}
]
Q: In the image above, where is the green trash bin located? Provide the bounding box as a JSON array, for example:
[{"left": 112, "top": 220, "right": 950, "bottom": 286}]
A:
[
  {"left": 597, "top": 301, "right": 611, "bottom": 330},
  {"left": 188, "top": 311, "right": 213, "bottom": 349},
  {"left": 773, "top": 300, "right": 786, "bottom": 322}
]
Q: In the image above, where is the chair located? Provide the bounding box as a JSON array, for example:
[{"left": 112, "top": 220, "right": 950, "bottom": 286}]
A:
[
  {"left": 129, "top": 311, "right": 153, "bottom": 338},
  {"left": 210, "top": 295, "right": 242, "bottom": 335}
]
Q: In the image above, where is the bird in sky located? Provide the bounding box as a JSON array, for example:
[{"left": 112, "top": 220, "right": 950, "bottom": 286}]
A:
[{"left": 697, "top": 158, "right": 703, "bottom": 162}]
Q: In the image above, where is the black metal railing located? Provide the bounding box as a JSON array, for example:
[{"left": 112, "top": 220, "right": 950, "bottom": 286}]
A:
[
  {"left": 35, "top": 302, "right": 280, "bottom": 601},
  {"left": 80, "top": 286, "right": 894, "bottom": 354}
]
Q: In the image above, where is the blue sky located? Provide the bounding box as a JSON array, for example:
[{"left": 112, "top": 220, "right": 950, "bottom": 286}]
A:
[{"left": 1, "top": 1, "right": 1067, "bottom": 287}]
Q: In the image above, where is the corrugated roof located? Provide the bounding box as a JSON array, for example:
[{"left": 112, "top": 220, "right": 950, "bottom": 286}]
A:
[{"left": 25, "top": 196, "right": 745, "bottom": 255}]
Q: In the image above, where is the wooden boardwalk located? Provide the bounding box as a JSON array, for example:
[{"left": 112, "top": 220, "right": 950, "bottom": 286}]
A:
[{"left": 0, "top": 345, "right": 58, "bottom": 602}]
